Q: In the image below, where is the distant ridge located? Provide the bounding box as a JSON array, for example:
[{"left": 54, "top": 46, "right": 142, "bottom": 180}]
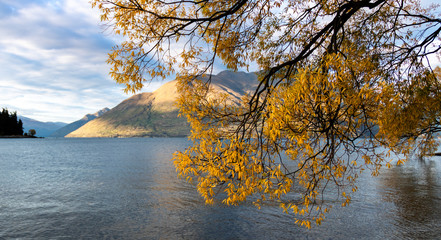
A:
[
  {"left": 66, "top": 70, "right": 257, "bottom": 138},
  {"left": 19, "top": 116, "right": 67, "bottom": 137},
  {"left": 49, "top": 108, "right": 110, "bottom": 137}
]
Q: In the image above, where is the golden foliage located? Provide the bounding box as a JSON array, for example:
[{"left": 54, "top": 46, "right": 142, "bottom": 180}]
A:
[{"left": 92, "top": 0, "right": 441, "bottom": 227}]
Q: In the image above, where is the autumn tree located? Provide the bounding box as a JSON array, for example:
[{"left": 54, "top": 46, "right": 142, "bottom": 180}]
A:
[
  {"left": 28, "top": 129, "right": 36, "bottom": 137},
  {"left": 92, "top": 0, "right": 441, "bottom": 227}
]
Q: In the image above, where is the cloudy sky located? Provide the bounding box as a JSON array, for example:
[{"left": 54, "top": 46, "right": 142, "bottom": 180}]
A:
[
  {"left": 0, "top": 0, "right": 439, "bottom": 123},
  {"left": 0, "top": 0, "right": 168, "bottom": 123}
]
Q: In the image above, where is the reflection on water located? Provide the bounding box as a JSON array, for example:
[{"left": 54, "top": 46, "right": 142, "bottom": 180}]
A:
[
  {"left": 378, "top": 158, "right": 441, "bottom": 239},
  {"left": 0, "top": 138, "right": 440, "bottom": 239}
]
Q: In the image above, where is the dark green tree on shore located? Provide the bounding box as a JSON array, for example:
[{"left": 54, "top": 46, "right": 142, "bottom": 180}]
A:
[{"left": 0, "top": 108, "right": 24, "bottom": 136}]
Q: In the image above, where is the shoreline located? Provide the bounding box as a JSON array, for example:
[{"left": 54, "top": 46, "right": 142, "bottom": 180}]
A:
[{"left": 0, "top": 135, "right": 39, "bottom": 138}]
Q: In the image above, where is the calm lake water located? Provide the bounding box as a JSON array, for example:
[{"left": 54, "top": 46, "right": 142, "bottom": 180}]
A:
[{"left": 0, "top": 138, "right": 440, "bottom": 239}]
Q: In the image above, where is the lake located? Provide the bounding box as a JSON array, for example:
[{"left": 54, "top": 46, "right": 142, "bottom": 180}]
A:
[{"left": 0, "top": 138, "right": 440, "bottom": 239}]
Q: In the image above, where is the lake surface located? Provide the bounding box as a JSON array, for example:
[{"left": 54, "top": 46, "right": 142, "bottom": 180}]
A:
[{"left": 0, "top": 138, "right": 440, "bottom": 239}]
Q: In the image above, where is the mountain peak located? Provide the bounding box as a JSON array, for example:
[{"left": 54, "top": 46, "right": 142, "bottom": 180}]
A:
[
  {"left": 66, "top": 71, "right": 258, "bottom": 138},
  {"left": 81, "top": 107, "right": 110, "bottom": 121},
  {"left": 96, "top": 107, "right": 110, "bottom": 116}
]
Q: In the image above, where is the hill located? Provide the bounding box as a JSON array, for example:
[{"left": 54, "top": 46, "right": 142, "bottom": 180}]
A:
[
  {"left": 19, "top": 116, "right": 67, "bottom": 137},
  {"left": 49, "top": 108, "right": 110, "bottom": 137},
  {"left": 66, "top": 70, "right": 257, "bottom": 138}
]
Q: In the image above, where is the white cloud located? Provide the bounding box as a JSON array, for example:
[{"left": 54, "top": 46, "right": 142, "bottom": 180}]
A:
[{"left": 0, "top": 0, "right": 133, "bottom": 123}]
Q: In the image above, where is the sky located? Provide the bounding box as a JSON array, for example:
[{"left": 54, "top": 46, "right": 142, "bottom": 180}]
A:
[
  {"left": 0, "top": 0, "right": 167, "bottom": 123},
  {"left": 0, "top": 0, "right": 439, "bottom": 123}
]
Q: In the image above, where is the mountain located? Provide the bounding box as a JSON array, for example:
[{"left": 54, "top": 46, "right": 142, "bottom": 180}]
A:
[
  {"left": 49, "top": 108, "right": 110, "bottom": 137},
  {"left": 66, "top": 81, "right": 186, "bottom": 137},
  {"left": 66, "top": 70, "right": 258, "bottom": 138},
  {"left": 19, "top": 116, "right": 67, "bottom": 137}
]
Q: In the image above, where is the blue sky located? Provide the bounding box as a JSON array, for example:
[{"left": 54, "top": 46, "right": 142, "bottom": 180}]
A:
[
  {"left": 0, "top": 0, "right": 167, "bottom": 123},
  {"left": 0, "top": 0, "right": 439, "bottom": 123}
]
